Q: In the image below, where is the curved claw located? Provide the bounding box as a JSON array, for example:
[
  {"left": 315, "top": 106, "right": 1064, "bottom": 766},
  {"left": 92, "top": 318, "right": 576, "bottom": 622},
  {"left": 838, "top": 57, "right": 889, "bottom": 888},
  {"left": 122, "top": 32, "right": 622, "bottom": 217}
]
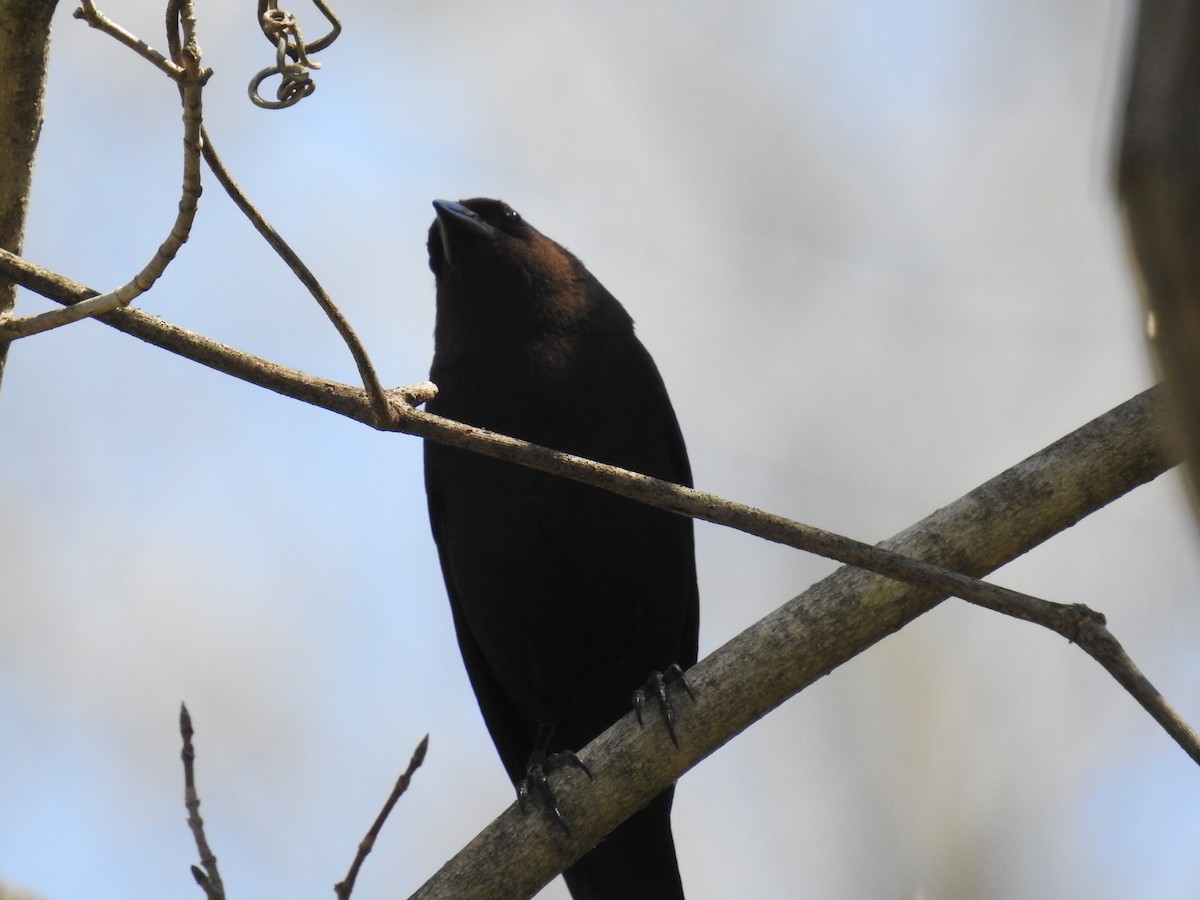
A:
[
  {"left": 547, "top": 749, "right": 593, "bottom": 781},
  {"left": 665, "top": 663, "right": 696, "bottom": 700},
  {"left": 632, "top": 664, "right": 696, "bottom": 747},
  {"left": 515, "top": 749, "right": 591, "bottom": 835}
]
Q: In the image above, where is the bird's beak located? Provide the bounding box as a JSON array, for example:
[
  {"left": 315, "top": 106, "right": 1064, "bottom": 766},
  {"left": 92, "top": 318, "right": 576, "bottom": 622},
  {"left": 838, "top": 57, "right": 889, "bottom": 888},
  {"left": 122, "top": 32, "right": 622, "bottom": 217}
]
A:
[{"left": 432, "top": 200, "right": 495, "bottom": 269}]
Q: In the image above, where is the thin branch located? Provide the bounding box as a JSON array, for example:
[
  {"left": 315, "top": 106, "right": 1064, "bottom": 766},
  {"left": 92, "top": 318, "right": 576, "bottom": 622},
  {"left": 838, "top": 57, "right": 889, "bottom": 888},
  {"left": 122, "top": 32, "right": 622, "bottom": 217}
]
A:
[
  {"left": 335, "top": 735, "right": 430, "bottom": 900},
  {"left": 73, "top": 0, "right": 185, "bottom": 79},
  {"left": 0, "top": 249, "right": 425, "bottom": 415},
  {"left": 176, "top": 0, "right": 390, "bottom": 424},
  {"left": 409, "top": 387, "right": 1177, "bottom": 899},
  {"left": 180, "top": 703, "right": 226, "bottom": 900},
  {"left": 1075, "top": 617, "right": 1200, "bottom": 762},
  {"left": 0, "top": 248, "right": 1183, "bottom": 662},
  {"left": 0, "top": 0, "right": 209, "bottom": 342},
  {"left": 197, "top": 127, "right": 394, "bottom": 426},
  {"left": 0, "top": 252, "right": 1191, "bottom": 765}
]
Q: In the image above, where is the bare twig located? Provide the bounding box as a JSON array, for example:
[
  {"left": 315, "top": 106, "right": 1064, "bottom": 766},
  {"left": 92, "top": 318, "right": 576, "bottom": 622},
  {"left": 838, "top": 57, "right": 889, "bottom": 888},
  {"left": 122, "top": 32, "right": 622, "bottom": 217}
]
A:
[
  {"left": 180, "top": 703, "right": 226, "bottom": 900},
  {"left": 335, "top": 735, "right": 430, "bottom": 899},
  {"left": 168, "top": 1, "right": 388, "bottom": 424},
  {"left": 0, "top": 249, "right": 1188, "bottom": 725},
  {"left": 73, "top": 0, "right": 184, "bottom": 78},
  {"left": 1075, "top": 617, "right": 1200, "bottom": 763},
  {"left": 0, "top": 252, "right": 1192, "bottom": 765},
  {"left": 6, "top": 0, "right": 390, "bottom": 420},
  {"left": 197, "top": 127, "right": 394, "bottom": 426},
  {"left": 0, "top": 0, "right": 209, "bottom": 342},
  {"left": 0, "top": 249, "right": 427, "bottom": 416}
]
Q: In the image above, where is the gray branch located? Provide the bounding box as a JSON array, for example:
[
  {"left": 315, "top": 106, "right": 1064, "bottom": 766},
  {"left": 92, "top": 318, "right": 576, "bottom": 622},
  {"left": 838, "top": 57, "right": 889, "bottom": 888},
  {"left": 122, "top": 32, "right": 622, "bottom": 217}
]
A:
[{"left": 410, "top": 388, "right": 1171, "bottom": 899}]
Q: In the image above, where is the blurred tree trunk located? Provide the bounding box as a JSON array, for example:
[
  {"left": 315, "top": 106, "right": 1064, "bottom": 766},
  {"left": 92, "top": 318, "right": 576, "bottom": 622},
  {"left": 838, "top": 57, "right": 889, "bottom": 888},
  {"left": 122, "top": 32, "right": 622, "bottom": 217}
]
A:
[
  {"left": 1118, "top": 0, "right": 1200, "bottom": 525},
  {"left": 0, "top": 5, "right": 57, "bottom": 896},
  {"left": 0, "top": 0, "right": 59, "bottom": 391}
]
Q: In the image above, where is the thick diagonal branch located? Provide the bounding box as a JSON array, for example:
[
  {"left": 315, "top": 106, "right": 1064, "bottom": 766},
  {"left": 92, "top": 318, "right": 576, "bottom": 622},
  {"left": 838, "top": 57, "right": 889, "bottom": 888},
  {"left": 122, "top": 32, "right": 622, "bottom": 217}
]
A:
[{"left": 410, "top": 387, "right": 1173, "bottom": 900}]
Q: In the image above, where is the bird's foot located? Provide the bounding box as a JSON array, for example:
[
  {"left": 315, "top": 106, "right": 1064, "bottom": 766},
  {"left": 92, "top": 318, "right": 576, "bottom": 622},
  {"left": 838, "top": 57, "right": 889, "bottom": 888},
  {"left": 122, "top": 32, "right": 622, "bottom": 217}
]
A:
[
  {"left": 517, "top": 749, "right": 593, "bottom": 835},
  {"left": 633, "top": 663, "right": 696, "bottom": 747}
]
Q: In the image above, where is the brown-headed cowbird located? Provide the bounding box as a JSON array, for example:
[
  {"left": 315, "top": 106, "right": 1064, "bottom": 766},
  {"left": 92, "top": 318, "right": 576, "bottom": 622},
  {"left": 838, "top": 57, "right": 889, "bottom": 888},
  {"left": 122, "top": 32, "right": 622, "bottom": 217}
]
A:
[{"left": 424, "top": 198, "right": 698, "bottom": 899}]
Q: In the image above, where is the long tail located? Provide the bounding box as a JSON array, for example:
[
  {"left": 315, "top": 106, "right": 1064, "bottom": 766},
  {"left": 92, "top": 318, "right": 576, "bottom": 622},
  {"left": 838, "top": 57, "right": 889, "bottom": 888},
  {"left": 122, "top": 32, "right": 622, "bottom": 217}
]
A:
[{"left": 561, "top": 788, "right": 684, "bottom": 900}]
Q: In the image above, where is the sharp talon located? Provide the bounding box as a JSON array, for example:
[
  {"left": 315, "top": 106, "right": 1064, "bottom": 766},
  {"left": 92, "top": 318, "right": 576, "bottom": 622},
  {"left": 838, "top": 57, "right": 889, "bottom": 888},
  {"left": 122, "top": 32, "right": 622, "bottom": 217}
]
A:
[
  {"left": 665, "top": 663, "right": 696, "bottom": 700},
  {"left": 633, "top": 687, "right": 647, "bottom": 727},
  {"left": 516, "top": 746, "right": 588, "bottom": 835},
  {"left": 547, "top": 797, "right": 572, "bottom": 836},
  {"left": 634, "top": 665, "right": 695, "bottom": 746},
  {"left": 548, "top": 750, "right": 593, "bottom": 781},
  {"left": 648, "top": 670, "right": 678, "bottom": 745},
  {"left": 663, "top": 705, "right": 679, "bottom": 747}
]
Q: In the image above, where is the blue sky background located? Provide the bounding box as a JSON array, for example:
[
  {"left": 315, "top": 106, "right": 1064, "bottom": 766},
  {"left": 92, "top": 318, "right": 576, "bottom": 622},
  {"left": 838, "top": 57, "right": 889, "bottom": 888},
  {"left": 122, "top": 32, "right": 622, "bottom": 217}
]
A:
[{"left": 4, "top": 2, "right": 1200, "bottom": 898}]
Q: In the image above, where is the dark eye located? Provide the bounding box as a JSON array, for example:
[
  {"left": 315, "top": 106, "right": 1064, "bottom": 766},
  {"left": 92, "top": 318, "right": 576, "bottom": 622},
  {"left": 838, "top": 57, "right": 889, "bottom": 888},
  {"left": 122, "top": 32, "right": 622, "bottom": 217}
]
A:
[{"left": 462, "top": 198, "right": 526, "bottom": 233}]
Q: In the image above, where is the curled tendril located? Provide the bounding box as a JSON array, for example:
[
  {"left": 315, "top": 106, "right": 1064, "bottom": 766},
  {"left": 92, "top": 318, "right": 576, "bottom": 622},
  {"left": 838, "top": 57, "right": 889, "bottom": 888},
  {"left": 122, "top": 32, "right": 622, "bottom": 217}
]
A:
[
  {"left": 248, "top": 3, "right": 339, "bottom": 109},
  {"left": 248, "top": 61, "right": 315, "bottom": 109}
]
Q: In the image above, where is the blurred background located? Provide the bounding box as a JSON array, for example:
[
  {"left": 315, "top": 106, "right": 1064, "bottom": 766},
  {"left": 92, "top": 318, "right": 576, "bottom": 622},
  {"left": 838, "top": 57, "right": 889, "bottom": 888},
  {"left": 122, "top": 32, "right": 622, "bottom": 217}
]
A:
[{"left": 3, "top": 1, "right": 1199, "bottom": 897}]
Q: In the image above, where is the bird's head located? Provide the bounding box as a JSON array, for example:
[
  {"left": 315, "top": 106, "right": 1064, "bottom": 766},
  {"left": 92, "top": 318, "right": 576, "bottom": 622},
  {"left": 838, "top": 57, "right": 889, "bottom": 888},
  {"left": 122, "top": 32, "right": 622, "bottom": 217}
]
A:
[{"left": 427, "top": 198, "right": 630, "bottom": 344}]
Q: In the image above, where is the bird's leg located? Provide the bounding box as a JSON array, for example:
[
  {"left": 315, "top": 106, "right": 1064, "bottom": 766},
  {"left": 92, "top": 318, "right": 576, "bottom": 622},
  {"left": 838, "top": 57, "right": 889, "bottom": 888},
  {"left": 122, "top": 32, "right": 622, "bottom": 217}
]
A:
[
  {"left": 516, "top": 723, "right": 593, "bottom": 835},
  {"left": 633, "top": 663, "right": 696, "bottom": 747}
]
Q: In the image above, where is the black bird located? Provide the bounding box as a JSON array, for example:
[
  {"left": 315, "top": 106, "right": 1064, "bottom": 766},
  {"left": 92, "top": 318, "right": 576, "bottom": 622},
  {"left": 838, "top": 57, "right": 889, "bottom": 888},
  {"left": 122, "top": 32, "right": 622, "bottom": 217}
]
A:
[{"left": 424, "top": 198, "right": 699, "bottom": 899}]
